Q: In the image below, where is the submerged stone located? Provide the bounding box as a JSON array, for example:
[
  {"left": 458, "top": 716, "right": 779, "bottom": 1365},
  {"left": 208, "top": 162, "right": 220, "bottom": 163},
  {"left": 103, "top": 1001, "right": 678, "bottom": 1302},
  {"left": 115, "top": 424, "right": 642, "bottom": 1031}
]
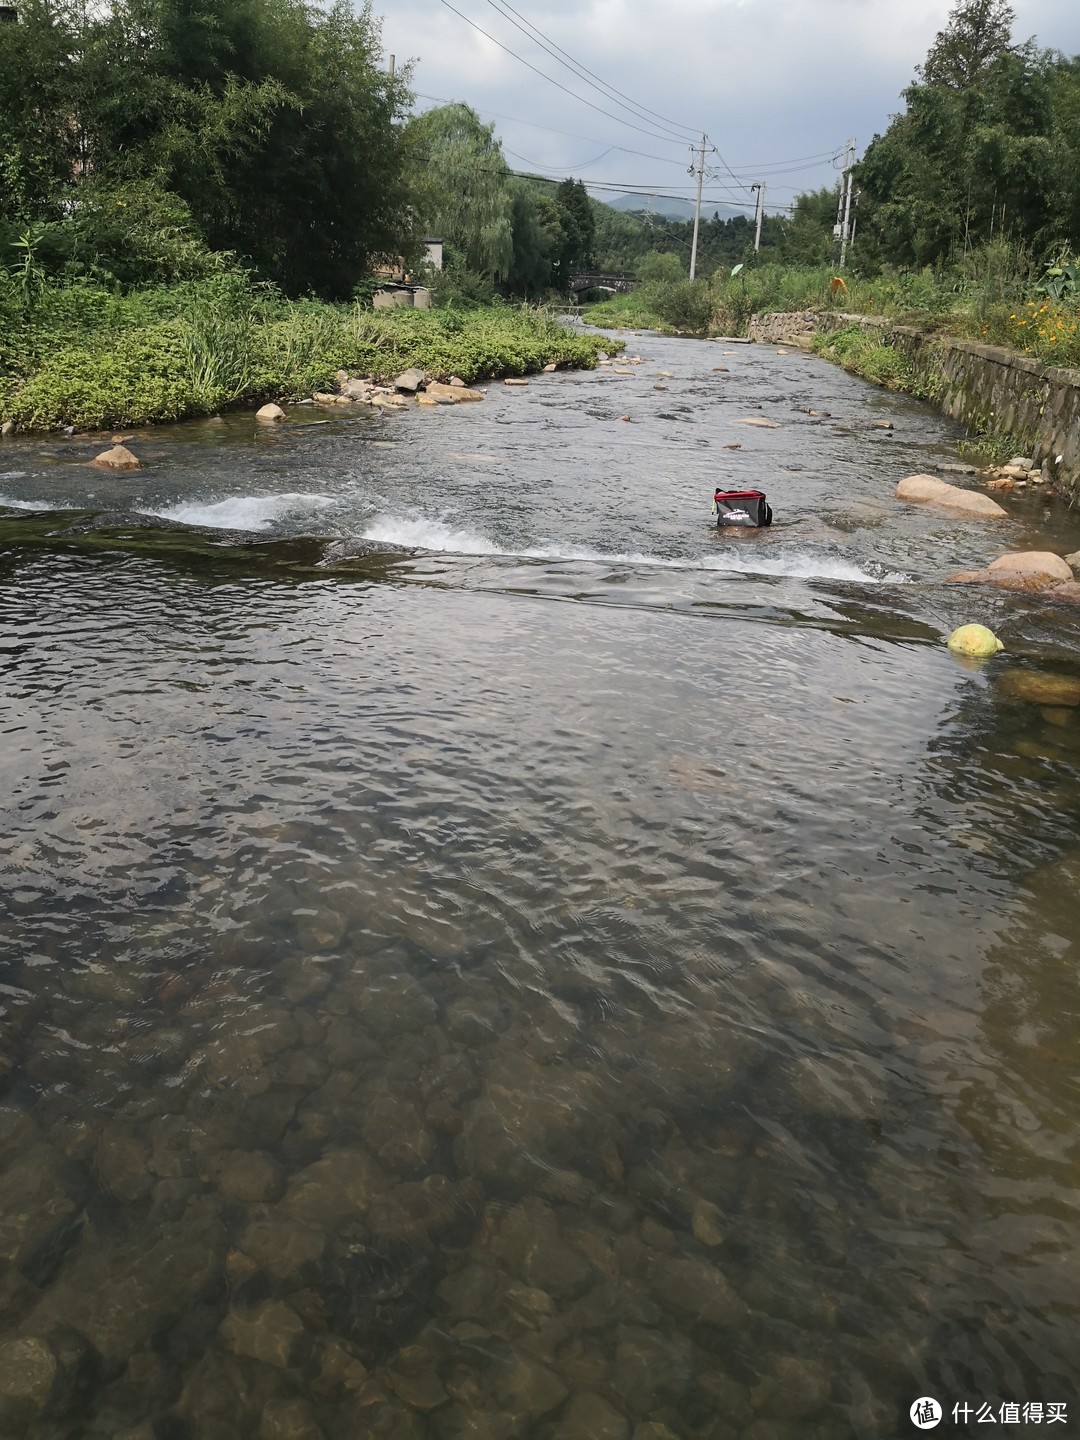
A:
[
  {"left": 219, "top": 1301, "right": 308, "bottom": 1370},
  {"left": 562, "top": 1391, "right": 630, "bottom": 1440},
  {"left": 648, "top": 1254, "right": 749, "bottom": 1327},
  {"left": 998, "top": 670, "right": 1080, "bottom": 707},
  {"left": 0, "top": 1336, "right": 59, "bottom": 1428}
]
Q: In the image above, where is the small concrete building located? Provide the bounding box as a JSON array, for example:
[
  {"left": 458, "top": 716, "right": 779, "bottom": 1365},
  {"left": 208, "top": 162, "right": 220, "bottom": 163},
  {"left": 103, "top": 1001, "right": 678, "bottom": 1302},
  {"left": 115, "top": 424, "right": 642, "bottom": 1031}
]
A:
[{"left": 422, "top": 238, "right": 444, "bottom": 272}]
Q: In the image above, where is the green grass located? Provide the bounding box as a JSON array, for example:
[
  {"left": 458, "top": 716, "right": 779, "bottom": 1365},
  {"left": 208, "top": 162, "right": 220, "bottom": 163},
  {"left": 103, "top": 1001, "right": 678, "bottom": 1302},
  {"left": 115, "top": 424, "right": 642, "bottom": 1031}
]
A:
[
  {"left": 0, "top": 276, "right": 622, "bottom": 431},
  {"left": 809, "top": 326, "right": 915, "bottom": 390}
]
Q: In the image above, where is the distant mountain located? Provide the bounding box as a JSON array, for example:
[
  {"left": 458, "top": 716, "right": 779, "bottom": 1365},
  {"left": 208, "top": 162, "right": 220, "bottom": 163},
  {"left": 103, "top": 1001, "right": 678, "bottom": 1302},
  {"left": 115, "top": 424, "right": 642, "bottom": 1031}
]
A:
[{"left": 597, "top": 193, "right": 750, "bottom": 222}]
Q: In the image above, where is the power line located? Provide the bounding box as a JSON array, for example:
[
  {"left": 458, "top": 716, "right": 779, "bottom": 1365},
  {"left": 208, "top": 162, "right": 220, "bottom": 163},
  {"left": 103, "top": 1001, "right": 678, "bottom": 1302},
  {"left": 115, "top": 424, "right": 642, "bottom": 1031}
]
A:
[
  {"left": 413, "top": 92, "right": 845, "bottom": 182},
  {"left": 437, "top": 0, "right": 698, "bottom": 147},
  {"left": 481, "top": 0, "right": 699, "bottom": 142}
]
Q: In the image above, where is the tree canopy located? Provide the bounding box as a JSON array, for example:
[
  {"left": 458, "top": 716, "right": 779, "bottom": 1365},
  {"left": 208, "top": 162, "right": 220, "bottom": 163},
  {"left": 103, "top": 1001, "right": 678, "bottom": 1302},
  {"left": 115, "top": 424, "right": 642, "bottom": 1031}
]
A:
[
  {"left": 0, "top": 0, "right": 413, "bottom": 297},
  {"left": 855, "top": 0, "right": 1080, "bottom": 268}
]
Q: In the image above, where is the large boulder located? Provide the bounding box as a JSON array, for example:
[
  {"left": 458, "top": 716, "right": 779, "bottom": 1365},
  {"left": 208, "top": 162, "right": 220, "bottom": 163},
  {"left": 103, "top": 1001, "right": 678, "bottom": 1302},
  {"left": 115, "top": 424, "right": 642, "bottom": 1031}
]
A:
[
  {"left": 987, "top": 551, "right": 1074, "bottom": 583},
  {"left": 256, "top": 404, "right": 286, "bottom": 423},
  {"left": 90, "top": 444, "right": 141, "bottom": 471},
  {"left": 896, "top": 474, "right": 1006, "bottom": 517},
  {"left": 394, "top": 368, "right": 426, "bottom": 393}
]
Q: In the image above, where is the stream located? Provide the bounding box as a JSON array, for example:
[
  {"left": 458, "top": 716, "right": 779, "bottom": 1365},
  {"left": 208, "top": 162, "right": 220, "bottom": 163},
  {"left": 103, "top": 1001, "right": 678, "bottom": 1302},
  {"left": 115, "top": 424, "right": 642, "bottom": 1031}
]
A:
[{"left": 1, "top": 331, "right": 1079, "bottom": 1438}]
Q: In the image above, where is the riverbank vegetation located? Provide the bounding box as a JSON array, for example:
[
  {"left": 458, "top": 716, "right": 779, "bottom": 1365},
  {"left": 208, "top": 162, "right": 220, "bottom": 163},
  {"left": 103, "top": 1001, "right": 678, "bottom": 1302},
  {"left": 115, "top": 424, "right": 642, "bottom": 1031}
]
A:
[{"left": 0, "top": 275, "right": 613, "bottom": 431}]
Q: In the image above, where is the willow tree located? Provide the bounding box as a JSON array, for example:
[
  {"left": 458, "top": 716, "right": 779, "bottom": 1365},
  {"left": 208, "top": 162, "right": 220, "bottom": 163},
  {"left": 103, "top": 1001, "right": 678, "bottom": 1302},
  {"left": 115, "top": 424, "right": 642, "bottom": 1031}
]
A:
[{"left": 405, "top": 104, "right": 514, "bottom": 282}]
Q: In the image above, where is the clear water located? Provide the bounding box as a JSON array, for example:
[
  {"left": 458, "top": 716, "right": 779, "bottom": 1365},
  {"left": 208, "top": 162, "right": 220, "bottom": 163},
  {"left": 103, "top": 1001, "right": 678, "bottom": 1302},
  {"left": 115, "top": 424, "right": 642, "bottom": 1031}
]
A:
[{"left": 1, "top": 334, "right": 1079, "bottom": 1439}]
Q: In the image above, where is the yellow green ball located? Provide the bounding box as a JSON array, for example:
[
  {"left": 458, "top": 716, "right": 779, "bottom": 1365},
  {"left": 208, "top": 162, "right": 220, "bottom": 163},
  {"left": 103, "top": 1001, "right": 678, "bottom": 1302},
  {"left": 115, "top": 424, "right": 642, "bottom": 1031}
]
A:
[{"left": 946, "top": 624, "right": 1004, "bottom": 657}]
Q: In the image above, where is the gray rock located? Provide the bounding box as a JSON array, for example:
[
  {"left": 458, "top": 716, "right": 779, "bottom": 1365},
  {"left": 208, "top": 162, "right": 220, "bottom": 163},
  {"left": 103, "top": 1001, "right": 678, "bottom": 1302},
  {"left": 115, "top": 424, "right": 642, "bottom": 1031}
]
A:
[
  {"left": 489, "top": 1352, "right": 568, "bottom": 1419},
  {"left": 217, "top": 1149, "right": 283, "bottom": 1204},
  {"left": 0, "top": 1337, "right": 59, "bottom": 1428},
  {"left": 260, "top": 1397, "right": 325, "bottom": 1440},
  {"left": 387, "top": 1344, "right": 450, "bottom": 1411},
  {"left": 31, "top": 1205, "right": 227, "bottom": 1362},
  {"left": 562, "top": 1391, "right": 629, "bottom": 1440},
  {"left": 493, "top": 1198, "right": 593, "bottom": 1298},
  {"left": 356, "top": 973, "right": 438, "bottom": 1037},
  {"left": 395, "top": 368, "right": 426, "bottom": 393},
  {"left": 93, "top": 1124, "right": 154, "bottom": 1203},
  {"left": 455, "top": 1051, "right": 604, "bottom": 1189},
  {"left": 366, "top": 1174, "right": 477, "bottom": 1245},
  {"left": 318, "top": 538, "right": 415, "bottom": 565},
  {"left": 0, "top": 1143, "right": 86, "bottom": 1273},
  {"left": 293, "top": 907, "right": 346, "bottom": 951},
  {"left": 649, "top": 1255, "right": 749, "bottom": 1327},
  {"left": 445, "top": 992, "right": 508, "bottom": 1047},
  {"left": 240, "top": 1216, "right": 326, "bottom": 1282},
  {"left": 691, "top": 1199, "right": 726, "bottom": 1248},
  {"left": 614, "top": 1325, "right": 693, "bottom": 1413},
  {"left": 281, "top": 1146, "right": 387, "bottom": 1229},
  {"left": 436, "top": 1262, "right": 501, "bottom": 1319},
  {"left": 219, "top": 1301, "right": 309, "bottom": 1370},
  {"left": 360, "top": 1093, "right": 435, "bottom": 1177},
  {"left": 750, "top": 1354, "right": 831, "bottom": 1420}
]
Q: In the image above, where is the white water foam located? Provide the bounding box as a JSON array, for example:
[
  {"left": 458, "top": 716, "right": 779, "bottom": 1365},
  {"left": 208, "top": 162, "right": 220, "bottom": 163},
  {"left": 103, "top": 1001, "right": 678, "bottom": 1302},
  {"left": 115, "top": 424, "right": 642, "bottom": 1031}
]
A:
[
  {"left": 0, "top": 493, "right": 81, "bottom": 512},
  {"left": 144, "top": 493, "right": 334, "bottom": 531},
  {"left": 362, "top": 513, "right": 905, "bottom": 584}
]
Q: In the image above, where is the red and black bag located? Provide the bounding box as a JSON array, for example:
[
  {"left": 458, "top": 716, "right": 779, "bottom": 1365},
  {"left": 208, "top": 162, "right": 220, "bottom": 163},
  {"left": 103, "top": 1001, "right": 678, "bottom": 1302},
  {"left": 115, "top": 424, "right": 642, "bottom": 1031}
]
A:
[{"left": 712, "top": 488, "right": 773, "bottom": 528}]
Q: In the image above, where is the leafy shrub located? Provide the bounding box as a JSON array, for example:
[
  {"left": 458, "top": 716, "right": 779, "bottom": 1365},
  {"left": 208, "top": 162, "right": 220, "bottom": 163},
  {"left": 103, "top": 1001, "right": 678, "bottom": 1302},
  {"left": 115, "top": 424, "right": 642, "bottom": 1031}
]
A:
[
  {"left": 653, "top": 280, "right": 713, "bottom": 333},
  {"left": 0, "top": 277, "right": 622, "bottom": 429}
]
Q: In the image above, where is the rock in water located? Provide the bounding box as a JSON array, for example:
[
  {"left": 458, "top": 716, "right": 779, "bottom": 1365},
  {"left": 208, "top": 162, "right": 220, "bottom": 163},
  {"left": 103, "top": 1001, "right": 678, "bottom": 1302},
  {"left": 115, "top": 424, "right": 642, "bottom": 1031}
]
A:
[
  {"left": 946, "top": 625, "right": 1003, "bottom": 658},
  {"left": 394, "top": 368, "right": 425, "bottom": 393},
  {"left": 998, "top": 671, "right": 1080, "bottom": 707},
  {"left": 426, "top": 382, "right": 483, "bottom": 403},
  {"left": 256, "top": 404, "right": 286, "bottom": 423},
  {"left": 90, "top": 444, "right": 141, "bottom": 471},
  {"left": 987, "top": 551, "right": 1074, "bottom": 583},
  {"left": 895, "top": 474, "right": 1006, "bottom": 517}
]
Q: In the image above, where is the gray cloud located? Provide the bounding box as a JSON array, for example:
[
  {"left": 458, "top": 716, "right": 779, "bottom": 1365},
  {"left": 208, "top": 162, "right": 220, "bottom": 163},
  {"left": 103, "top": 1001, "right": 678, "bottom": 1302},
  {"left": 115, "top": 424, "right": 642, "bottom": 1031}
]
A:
[{"left": 377, "top": 0, "right": 1080, "bottom": 210}]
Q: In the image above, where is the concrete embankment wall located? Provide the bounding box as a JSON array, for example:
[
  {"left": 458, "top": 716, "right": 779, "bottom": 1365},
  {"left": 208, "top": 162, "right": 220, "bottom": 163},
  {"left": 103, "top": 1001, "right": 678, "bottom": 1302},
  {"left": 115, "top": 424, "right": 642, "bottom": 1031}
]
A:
[{"left": 748, "top": 311, "right": 1080, "bottom": 500}]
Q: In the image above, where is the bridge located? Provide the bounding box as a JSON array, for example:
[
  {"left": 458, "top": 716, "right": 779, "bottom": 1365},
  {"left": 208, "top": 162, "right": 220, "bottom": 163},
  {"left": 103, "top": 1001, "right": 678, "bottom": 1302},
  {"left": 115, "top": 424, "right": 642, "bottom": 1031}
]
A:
[{"left": 568, "top": 271, "right": 637, "bottom": 295}]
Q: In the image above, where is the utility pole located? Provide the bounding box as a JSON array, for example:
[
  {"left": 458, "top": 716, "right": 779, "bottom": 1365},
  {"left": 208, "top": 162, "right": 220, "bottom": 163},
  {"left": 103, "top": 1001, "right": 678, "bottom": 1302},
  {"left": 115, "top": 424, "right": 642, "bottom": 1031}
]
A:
[
  {"left": 751, "top": 183, "right": 765, "bottom": 251},
  {"left": 388, "top": 54, "right": 395, "bottom": 78},
  {"left": 688, "top": 134, "right": 707, "bottom": 281},
  {"left": 838, "top": 138, "right": 856, "bottom": 269}
]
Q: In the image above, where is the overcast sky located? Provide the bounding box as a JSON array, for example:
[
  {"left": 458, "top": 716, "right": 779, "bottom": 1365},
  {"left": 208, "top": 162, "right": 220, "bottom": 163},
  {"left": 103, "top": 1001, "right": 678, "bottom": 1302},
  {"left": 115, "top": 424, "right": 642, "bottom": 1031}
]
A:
[{"left": 376, "top": 0, "right": 1080, "bottom": 215}]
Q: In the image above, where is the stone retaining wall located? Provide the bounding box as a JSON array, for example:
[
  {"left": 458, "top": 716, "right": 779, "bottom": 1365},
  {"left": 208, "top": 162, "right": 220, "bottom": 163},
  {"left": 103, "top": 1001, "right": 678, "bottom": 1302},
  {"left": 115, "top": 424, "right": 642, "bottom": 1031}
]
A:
[{"left": 748, "top": 311, "right": 1080, "bottom": 500}]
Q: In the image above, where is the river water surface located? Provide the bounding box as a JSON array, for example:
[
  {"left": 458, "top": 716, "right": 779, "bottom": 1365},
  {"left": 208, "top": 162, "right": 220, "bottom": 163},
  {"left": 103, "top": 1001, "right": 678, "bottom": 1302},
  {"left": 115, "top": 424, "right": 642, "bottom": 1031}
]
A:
[{"left": 1, "top": 333, "right": 1079, "bottom": 1439}]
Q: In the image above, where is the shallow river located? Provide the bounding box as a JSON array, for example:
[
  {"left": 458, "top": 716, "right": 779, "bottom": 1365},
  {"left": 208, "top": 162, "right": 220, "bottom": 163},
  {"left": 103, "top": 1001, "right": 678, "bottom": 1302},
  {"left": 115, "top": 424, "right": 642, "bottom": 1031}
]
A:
[{"left": 1, "top": 333, "right": 1079, "bottom": 1439}]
